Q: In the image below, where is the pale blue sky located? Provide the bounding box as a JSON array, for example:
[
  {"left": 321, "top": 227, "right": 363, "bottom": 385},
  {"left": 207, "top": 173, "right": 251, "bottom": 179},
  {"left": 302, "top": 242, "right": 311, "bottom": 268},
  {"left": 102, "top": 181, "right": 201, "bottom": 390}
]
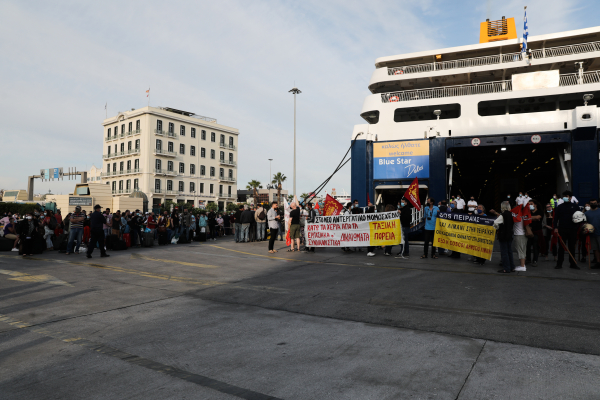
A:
[{"left": 0, "top": 0, "right": 597, "bottom": 195}]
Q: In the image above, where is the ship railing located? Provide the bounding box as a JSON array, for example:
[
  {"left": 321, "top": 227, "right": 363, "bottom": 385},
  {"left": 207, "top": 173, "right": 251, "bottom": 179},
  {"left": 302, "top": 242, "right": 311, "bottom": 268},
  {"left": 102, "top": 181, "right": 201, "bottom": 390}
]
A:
[
  {"left": 387, "top": 40, "right": 600, "bottom": 76},
  {"left": 381, "top": 70, "right": 600, "bottom": 103}
]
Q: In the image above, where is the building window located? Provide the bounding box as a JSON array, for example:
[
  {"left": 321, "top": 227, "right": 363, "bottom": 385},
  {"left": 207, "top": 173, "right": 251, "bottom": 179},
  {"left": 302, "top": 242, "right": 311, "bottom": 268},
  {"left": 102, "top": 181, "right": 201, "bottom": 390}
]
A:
[
  {"left": 179, "top": 181, "right": 184, "bottom": 192},
  {"left": 180, "top": 144, "right": 185, "bottom": 155},
  {"left": 190, "top": 145, "right": 195, "bottom": 156},
  {"left": 107, "top": 128, "right": 111, "bottom": 138},
  {"left": 210, "top": 167, "right": 215, "bottom": 177},
  {"left": 201, "top": 148, "right": 206, "bottom": 158},
  {"left": 134, "top": 179, "right": 139, "bottom": 190},
  {"left": 394, "top": 103, "right": 461, "bottom": 122},
  {"left": 211, "top": 132, "right": 216, "bottom": 142},
  {"left": 228, "top": 169, "right": 233, "bottom": 178},
  {"left": 220, "top": 151, "right": 224, "bottom": 160},
  {"left": 155, "top": 159, "right": 162, "bottom": 171},
  {"left": 168, "top": 122, "right": 174, "bottom": 133},
  {"left": 112, "top": 181, "right": 116, "bottom": 191},
  {"left": 200, "top": 183, "right": 204, "bottom": 193},
  {"left": 168, "top": 161, "right": 174, "bottom": 171},
  {"left": 120, "top": 143, "right": 125, "bottom": 152},
  {"left": 128, "top": 141, "right": 132, "bottom": 150},
  {"left": 128, "top": 122, "right": 132, "bottom": 132},
  {"left": 168, "top": 141, "right": 173, "bottom": 152},
  {"left": 229, "top": 152, "right": 233, "bottom": 162},
  {"left": 112, "top": 163, "right": 116, "bottom": 172},
  {"left": 157, "top": 120, "right": 163, "bottom": 131},
  {"left": 114, "top": 125, "right": 119, "bottom": 135},
  {"left": 179, "top": 162, "right": 185, "bottom": 173},
  {"left": 121, "top": 124, "right": 125, "bottom": 134},
  {"left": 167, "top": 180, "right": 173, "bottom": 190},
  {"left": 106, "top": 164, "right": 110, "bottom": 173},
  {"left": 119, "top": 180, "right": 123, "bottom": 190},
  {"left": 127, "top": 160, "right": 131, "bottom": 170},
  {"left": 219, "top": 168, "right": 224, "bottom": 178},
  {"left": 191, "top": 128, "right": 196, "bottom": 138},
  {"left": 126, "top": 179, "right": 131, "bottom": 190},
  {"left": 229, "top": 136, "right": 234, "bottom": 146},
  {"left": 107, "top": 146, "right": 111, "bottom": 155},
  {"left": 210, "top": 149, "right": 215, "bottom": 159},
  {"left": 228, "top": 186, "right": 232, "bottom": 196},
  {"left": 190, "top": 182, "right": 195, "bottom": 192},
  {"left": 220, "top": 134, "right": 225, "bottom": 145},
  {"left": 156, "top": 139, "right": 162, "bottom": 150},
  {"left": 190, "top": 164, "right": 195, "bottom": 175},
  {"left": 136, "top": 120, "right": 140, "bottom": 130},
  {"left": 155, "top": 179, "right": 161, "bottom": 191},
  {"left": 201, "top": 165, "right": 206, "bottom": 175},
  {"left": 135, "top": 139, "right": 140, "bottom": 149},
  {"left": 114, "top": 144, "right": 117, "bottom": 153},
  {"left": 219, "top": 184, "right": 223, "bottom": 194},
  {"left": 180, "top": 125, "right": 185, "bottom": 136},
  {"left": 210, "top": 184, "right": 214, "bottom": 194},
  {"left": 201, "top": 130, "right": 206, "bottom": 140},
  {"left": 134, "top": 159, "right": 139, "bottom": 169},
  {"left": 119, "top": 161, "right": 124, "bottom": 171}
]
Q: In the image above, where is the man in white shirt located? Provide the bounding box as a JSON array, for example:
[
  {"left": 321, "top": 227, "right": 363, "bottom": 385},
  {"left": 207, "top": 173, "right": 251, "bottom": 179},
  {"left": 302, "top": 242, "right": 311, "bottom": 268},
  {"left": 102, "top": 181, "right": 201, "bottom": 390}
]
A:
[
  {"left": 467, "top": 197, "right": 477, "bottom": 213},
  {"left": 455, "top": 195, "right": 466, "bottom": 212},
  {"left": 557, "top": 195, "right": 579, "bottom": 206}
]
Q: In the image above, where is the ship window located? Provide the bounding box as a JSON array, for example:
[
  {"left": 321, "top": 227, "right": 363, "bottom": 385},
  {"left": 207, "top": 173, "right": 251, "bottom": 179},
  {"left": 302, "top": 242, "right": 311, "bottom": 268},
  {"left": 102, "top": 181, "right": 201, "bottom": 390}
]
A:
[
  {"left": 360, "top": 110, "right": 380, "bottom": 124},
  {"left": 479, "top": 91, "right": 600, "bottom": 117},
  {"left": 394, "top": 103, "right": 460, "bottom": 123}
]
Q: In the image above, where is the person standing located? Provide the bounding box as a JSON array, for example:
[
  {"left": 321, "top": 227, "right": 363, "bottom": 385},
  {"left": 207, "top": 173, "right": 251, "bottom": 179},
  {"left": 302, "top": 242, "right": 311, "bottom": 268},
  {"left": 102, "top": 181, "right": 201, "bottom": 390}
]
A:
[
  {"left": 304, "top": 203, "right": 317, "bottom": 253},
  {"left": 207, "top": 211, "right": 217, "bottom": 241},
  {"left": 249, "top": 207, "right": 257, "bottom": 242},
  {"left": 103, "top": 208, "right": 112, "bottom": 237},
  {"left": 255, "top": 203, "right": 267, "bottom": 241},
  {"left": 240, "top": 206, "right": 253, "bottom": 242},
  {"left": 87, "top": 205, "right": 109, "bottom": 258},
  {"left": 366, "top": 202, "right": 377, "bottom": 257},
  {"left": 467, "top": 196, "right": 478, "bottom": 214},
  {"left": 181, "top": 208, "right": 192, "bottom": 241},
  {"left": 17, "top": 212, "right": 39, "bottom": 257},
  {"left": 287, "top": 202, "right": 301, "bottom": 251},
  {"left": 550, "top": 194, "right": 558, "bottom": 209},
  {"left": 234, "top": 205, "right": 243, "bottom": 242},
  {"left": 493, "top": 201, "right": 516, "bottom": 273},
  {"left": 66, "top": 206, "right": 85, "bottom": 255},
  {"left": 111, "top": 210, "right": 122, "bottom": 239},
  {"left": 396, "top": 198, "right": 411, "bottom": 259},
  {"left": 455, "top": 195, "right": 465, "bottom": 213},
  {"left": 267, "top": 201, "right": 280, "bottom": 253},
  {"left": 525, "top": 200, "right": 544, "bottom": 267},
  {"left": 512, "top": 205, "right": 527, "bottom": 272},
  {"left": 585, "top": 199, "right": 600, "bottom": 269},
  {"left": 422, "top": 198, "right": 439, "bottom": 259},
  {"left": 553, "top": 190, "right": 580, "bottom": 269}
]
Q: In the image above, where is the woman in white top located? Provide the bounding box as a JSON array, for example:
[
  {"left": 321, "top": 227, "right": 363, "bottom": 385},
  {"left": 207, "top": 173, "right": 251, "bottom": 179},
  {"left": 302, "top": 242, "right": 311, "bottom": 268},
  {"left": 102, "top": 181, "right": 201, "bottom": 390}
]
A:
[{"left": 513, "top": 211, "right": 527, "bottom": 272}]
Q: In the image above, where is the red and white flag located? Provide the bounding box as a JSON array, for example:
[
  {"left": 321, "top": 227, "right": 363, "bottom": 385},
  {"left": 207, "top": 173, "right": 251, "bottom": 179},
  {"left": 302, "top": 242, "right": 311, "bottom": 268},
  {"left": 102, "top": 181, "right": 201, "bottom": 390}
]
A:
[
  {"left": 403, "top": 177, "right": 421, "bottom": 210},
  {"left": 146, "top": 88, "right": 150, "bottom": 97}
]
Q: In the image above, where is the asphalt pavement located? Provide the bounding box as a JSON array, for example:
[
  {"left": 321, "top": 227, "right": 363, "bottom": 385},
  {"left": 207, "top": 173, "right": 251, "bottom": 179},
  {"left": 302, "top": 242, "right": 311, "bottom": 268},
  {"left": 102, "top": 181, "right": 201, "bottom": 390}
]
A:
[{"left": 1, "top": 236, "right": 599, "bottom": 399}]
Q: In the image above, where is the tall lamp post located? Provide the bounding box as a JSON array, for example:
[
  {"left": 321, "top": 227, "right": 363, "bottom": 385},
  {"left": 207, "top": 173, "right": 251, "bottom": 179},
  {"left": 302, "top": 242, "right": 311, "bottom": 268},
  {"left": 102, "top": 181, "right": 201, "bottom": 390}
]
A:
[
  {"left": 268, "top": 158, "right": 273, "bottom": 203},
  {"left": 289, "top": 87, "right": 301, "bottom": 197}
]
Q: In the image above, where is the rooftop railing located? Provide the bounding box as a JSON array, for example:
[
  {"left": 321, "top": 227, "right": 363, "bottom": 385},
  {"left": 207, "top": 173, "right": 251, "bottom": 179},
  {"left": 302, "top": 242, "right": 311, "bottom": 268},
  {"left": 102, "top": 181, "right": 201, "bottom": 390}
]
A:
[
  {"left": 381, "top": 70, "right": 600, "bottom": 103},
  {"left": 387, "top": 40, "right": 600, "bottom": 76},
  {"left": 219, "top": 159, "right": 236, "bottom": 166}
]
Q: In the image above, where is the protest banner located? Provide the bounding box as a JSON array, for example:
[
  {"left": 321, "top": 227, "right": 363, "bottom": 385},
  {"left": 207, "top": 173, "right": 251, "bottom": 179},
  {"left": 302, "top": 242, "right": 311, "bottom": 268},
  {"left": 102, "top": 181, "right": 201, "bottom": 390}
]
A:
[
  {"left": 322, "top": 194, "right": 344, "bottom": 216},
  {"left": 404, "top": 177, "right": 421, "bottom": 210},
  {"left": 433, "top": 212, "right": 496, "bottom": 260},
  {"left": 305, "top": 211, "right": 401, "bottom": 247}
]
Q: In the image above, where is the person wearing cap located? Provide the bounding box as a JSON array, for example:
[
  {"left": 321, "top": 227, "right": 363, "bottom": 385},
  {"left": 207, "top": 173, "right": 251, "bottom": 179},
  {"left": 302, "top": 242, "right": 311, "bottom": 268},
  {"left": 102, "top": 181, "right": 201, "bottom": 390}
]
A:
[
  {"left": 65, "top": 206, "right": 85, "bottom": 255},
  {"left": 87, "top": 205, "right": 109, "bottom": 258}
]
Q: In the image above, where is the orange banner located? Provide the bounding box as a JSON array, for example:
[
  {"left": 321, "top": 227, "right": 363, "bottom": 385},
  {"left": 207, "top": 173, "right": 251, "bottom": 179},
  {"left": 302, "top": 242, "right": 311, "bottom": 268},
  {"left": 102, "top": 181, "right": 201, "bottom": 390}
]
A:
[{"left": 403, "top": 177, "right": 421, "bottom": 211}]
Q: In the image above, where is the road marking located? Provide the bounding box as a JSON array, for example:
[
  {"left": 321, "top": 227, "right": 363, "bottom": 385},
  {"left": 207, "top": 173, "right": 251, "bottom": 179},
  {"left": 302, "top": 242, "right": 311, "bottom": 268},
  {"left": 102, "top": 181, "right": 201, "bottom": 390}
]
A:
[
  {"left": 130, "top": 253, "right": 220, "bottom": 269},
  {"left": 208, "top": 245, "right": 353, "bottom": 266},
  {"left": 0, "top": 313, "right": 283, "bottom": 400},
  {"left": 0, "top": 269, "right": 74, "bottom": 287}
]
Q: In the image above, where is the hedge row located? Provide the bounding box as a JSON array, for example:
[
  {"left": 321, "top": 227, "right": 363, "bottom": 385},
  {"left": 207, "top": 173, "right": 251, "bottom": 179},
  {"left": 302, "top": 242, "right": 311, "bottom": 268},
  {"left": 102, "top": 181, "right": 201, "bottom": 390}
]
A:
[{"left": 0, "top": 202, "right": 42, "bottom": 215}]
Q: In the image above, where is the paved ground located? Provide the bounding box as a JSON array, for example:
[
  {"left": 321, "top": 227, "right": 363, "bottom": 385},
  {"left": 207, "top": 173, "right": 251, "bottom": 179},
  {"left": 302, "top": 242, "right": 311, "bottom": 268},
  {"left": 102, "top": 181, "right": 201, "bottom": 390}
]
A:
[{"left": 1, "top": 237, "right": 600, "bottom": 399}]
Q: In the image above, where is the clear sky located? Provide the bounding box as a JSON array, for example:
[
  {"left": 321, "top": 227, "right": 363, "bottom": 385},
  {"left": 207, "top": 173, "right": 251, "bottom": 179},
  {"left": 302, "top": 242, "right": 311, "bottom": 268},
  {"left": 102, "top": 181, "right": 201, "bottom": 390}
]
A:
[{"left": 1, "top": 0, "right": 597, "bottom": 196}]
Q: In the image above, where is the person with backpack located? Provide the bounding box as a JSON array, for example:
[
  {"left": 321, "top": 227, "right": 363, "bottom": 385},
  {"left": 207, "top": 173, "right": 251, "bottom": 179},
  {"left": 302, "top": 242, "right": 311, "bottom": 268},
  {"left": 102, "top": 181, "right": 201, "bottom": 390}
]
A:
[{"left": 255, "top": 203, "right": 267, "bottom": 241}]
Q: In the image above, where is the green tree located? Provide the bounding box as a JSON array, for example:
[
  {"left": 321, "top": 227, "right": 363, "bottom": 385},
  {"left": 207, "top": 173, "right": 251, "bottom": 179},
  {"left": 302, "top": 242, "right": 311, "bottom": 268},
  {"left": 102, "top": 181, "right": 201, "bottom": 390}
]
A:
[
  {"left": 271, "top": 172, "right": 286, "bottom": 204},
  {"left": 226, "top": 203, "right": 239, "bottom": 212},
  {"left": 205, "top": 202, "right": 218, "bottom": 212},
  {"left": 246, "top": 180, "right": 261, "bottom": 202}
]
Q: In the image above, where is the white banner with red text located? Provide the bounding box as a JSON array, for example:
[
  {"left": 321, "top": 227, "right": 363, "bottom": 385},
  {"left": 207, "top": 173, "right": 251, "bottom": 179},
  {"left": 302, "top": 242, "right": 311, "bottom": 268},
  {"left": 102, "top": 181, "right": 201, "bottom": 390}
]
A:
[{"left": 304, "top": 211, "right": 402, "bottom": 247}]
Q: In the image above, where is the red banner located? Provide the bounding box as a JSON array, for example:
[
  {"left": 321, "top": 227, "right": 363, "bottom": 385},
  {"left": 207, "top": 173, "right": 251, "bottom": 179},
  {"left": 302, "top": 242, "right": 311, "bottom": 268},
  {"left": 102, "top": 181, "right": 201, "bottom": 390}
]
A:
[
  {"left": 511, "top": 205, "right": 523, "bottom": 222},
  {"left": 403, "top": 177, "right": 421, "bottom": 210},
  {"left": 521, "top": 205, "right": 532, "bottom": 226},
  {"left": 322, "top": 194, "right": 344, "bottom": 216}
]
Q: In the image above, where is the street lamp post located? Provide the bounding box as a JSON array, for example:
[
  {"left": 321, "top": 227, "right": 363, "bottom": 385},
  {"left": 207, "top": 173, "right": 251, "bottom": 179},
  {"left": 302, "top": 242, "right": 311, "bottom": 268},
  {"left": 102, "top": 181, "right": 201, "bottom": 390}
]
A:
[
  {"left": 268, "top": 158, "right": 273, "bottom": 203},
  {"left": 289, "top": 87, "right": 301, "bottom": 197}
]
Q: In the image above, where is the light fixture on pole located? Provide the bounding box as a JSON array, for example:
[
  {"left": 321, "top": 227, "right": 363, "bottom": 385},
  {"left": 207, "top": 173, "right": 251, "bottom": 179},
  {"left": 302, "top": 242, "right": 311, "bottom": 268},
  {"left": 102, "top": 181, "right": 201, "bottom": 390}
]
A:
[
  {"left": 268, "top": 158, "right": 273, "bottom": 185},
  {"left": 583, "top": 93, "right": 594, "bottom": 106},
  {"left": 289, "top": 87, "right": 301, "bottom": 197}
]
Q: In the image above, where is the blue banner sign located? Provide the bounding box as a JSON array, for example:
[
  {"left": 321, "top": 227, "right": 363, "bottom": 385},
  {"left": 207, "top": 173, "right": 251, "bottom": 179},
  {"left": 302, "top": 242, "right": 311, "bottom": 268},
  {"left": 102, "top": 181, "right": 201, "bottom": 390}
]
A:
[{"left": 373, "top": 140, "right": 430, "bottom": 179}]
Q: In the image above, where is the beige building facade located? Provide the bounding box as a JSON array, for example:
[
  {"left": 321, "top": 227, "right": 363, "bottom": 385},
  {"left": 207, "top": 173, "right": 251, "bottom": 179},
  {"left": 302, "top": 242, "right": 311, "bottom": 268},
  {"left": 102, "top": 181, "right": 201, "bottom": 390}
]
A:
[{"left": 100, "top": 106, "right": 238, "bottom": 210}]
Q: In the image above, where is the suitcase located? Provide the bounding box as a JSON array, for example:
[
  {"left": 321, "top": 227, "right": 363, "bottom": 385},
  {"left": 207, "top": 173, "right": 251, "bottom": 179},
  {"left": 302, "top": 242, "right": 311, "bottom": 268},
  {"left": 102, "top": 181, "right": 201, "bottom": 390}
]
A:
[
  {"left": 178, "top": 234, "right": 190, "bottom": 244},
  {"left": 158, "top": 232, "right": 169, "bottom": 245},
  {"left": 112, "top": 240, "right": 128, "bottom": 251},
  {"left": 105, "top": 234, "right": 119, "bottom": 250},
  {"left": 53, "top": 233, "right": 68, "bottom": 250},
  {"left": 142, "top": 231, "right": 154, "bottom": 247},
  {"left": 198, "top": 232, "right": 207, "bottom": 242},
  {"left": 0, "top": 237, "right": 13, "bottom": 251},
  {"left": 123, "top": 233, "right": 131, "bottom": 248}
]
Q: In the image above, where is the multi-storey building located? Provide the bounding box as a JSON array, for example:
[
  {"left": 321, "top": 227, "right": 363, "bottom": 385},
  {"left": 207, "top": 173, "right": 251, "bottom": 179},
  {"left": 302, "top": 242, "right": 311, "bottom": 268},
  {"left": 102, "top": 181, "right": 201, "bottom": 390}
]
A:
[{"left": 101, "top": 106, "right": 238, "bottom": 210}]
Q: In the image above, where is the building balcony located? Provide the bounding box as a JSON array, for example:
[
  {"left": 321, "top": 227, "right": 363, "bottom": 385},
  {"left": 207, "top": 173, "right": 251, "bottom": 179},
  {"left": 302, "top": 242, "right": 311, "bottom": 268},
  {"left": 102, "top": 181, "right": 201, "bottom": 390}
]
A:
[
  {"left": 103, "top": 151, "right": 127, "bottom": 159},
  {"left": 151, "top": 188, "right": 164, "bottom": 194},
  {"left": 220, "top": 176, "right": 236, "bottom": 183},
  {"left": 165, "top": 170, "right": 178, "bottom": 176},
  {"left": 219, "top": 143, "right": 236, "bottom": 150},
  {"left": 386, "top": 40, "right": 600, "bottom": 77},
  {"left": 125, "top": 129, "right": 141, "bottom": 137},
  {"left": 218, "top": 192, "right": 235, "bottom": 199},
  {"left": 128, "top": 148, "right": 140, "bottom": 155},
  {"left": 219, "top": 159, "right": 236, "bottom": 166},
  {"left": 380, "top": 70, "right": 600, "bottom": 104},
  {"left": 153, "top": 148, "right": 177, "bottom": 157}
]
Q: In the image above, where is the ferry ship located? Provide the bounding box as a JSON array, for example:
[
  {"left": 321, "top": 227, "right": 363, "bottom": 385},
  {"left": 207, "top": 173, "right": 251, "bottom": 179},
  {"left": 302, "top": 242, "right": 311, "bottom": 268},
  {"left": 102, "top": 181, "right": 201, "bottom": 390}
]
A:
[
  {"left": 330, "top": 188, "right": 351, "bottom": 205},
  {"left": 350, "top": 17, "right": 600, "bottom": 224}
]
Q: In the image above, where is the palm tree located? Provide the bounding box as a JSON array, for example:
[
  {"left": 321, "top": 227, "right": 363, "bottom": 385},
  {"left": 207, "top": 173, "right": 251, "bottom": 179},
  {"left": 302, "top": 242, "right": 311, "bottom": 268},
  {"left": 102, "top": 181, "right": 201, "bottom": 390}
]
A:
[
  {"left": 246, "top": 180, "right": 261, "bottom": 203},
  {"left": 272, "top": 172, "right": 287, "bottom": 204}
]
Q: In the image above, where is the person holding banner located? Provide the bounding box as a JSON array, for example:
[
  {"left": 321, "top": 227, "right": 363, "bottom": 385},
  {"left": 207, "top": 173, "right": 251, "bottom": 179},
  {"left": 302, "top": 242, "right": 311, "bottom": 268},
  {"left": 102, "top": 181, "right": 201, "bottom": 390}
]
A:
[
  {"left": 396, "top": 198, "right": 411, "bottom": 258},
  {"left": 422, "top": 198, "right": 439, "bottom": 259},
  {"left": 493, "top": 201, "right": 516, "bottom": 273}
]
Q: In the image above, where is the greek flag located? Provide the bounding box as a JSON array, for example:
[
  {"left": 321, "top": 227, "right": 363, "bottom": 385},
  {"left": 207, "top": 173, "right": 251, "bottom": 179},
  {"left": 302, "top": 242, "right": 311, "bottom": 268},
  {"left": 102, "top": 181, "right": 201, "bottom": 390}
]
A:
[{"left": 522, "top": 7, "right": 528, "bottom": 53}]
